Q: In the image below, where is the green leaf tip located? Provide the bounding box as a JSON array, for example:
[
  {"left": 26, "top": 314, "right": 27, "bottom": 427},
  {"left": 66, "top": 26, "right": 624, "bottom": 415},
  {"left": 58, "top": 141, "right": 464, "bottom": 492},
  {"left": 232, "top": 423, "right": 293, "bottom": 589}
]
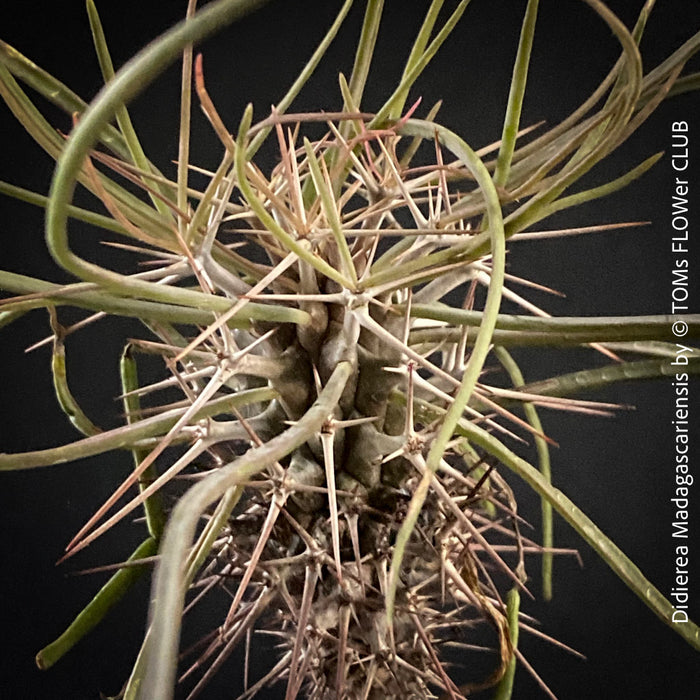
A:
[{"left": 35, "top": 537, "right": 157, "bottom": 671}]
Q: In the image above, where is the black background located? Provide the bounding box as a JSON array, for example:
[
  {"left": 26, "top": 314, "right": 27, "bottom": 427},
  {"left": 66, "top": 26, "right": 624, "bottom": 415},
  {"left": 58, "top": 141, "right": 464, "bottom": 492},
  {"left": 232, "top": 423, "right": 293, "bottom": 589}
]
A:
[{"left": 1, "top": 1, "right": 699, "bottom": 698}]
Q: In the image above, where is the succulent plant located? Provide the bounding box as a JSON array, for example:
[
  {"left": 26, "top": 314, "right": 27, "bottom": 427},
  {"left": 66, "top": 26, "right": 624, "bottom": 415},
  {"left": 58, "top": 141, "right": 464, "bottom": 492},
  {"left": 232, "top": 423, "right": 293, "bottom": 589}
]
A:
[{"left": 1, "top": 1, "right": 698, "bottom": 699}]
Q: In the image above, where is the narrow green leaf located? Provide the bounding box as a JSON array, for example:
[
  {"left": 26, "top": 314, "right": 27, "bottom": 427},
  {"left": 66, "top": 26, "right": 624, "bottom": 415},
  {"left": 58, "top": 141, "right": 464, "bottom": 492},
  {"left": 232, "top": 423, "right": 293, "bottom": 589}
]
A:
[
  {"left": 409, "top": 304, "right": 700, "bottom": 342},
  {"left": 120, "top": 345, "right": 167, "bottom": 541},
  {"left": 344, "top": 0, "right": 384, "bottom": 114},
  {"left": 388, "top": 0, "right": 444, "bottom": 121},
  {"left": 372, "top": 0, "right": 471, "bottom": 127},
  {"left": 49, "top": 307, "right": 102, "bottom": 437},
  {"left": 45, "top": 0, "right": 270, "bottom": 304},
  {"left": 247, "top": 0, "right": 355, "bottom": 157},
  {"left": 303, "top": 137, "right": 358, "bottom": 287},
  {"left": 235, "top": 105, "right": 354, "bottom": 289},
  {"left": 0, "top": 180, "right": 128, "bottom": 235},
  {"left": 525, "top": 152, "right": 662, "bottom": 226},
  {"left": 460, "top": 419, "right": 700, "bottom": 653},
  {"left": 0, "top": 387, "right": 276, "bottom": 471},
  {"left": 176, "top": 0, "right": 198, "bottom": 242},
  {"left": 87, "top": 0, "right": 177, "bottom": 217},
  {"left": 0, "top": 269, "right": 310, "bottom": 327},
  {"left": 36, "top": 537, "right": 157, "bottom": 670},
  {"left": 387, "top": 117, "right": 506, "bottom": 624},
  {"left": 516, "top": 356, "right": 700, "bottom": 400},
  {"left": 493, "top": 587, "right": 520, "bottom": 700},
  {"left": 185, "top": 485, "right": 243, "bottom": 585},
  {"left": 0, "top": 39, "right": 130, "bottom": 158},
  {"left": 495, "top": 346, "right": 552, "bottom": 600},
  {"left": 0, "top": 65, "right": 175, "bottom": 242},
  {"left": 493, "top": 0, "right": 539, "bottom": 188}
]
